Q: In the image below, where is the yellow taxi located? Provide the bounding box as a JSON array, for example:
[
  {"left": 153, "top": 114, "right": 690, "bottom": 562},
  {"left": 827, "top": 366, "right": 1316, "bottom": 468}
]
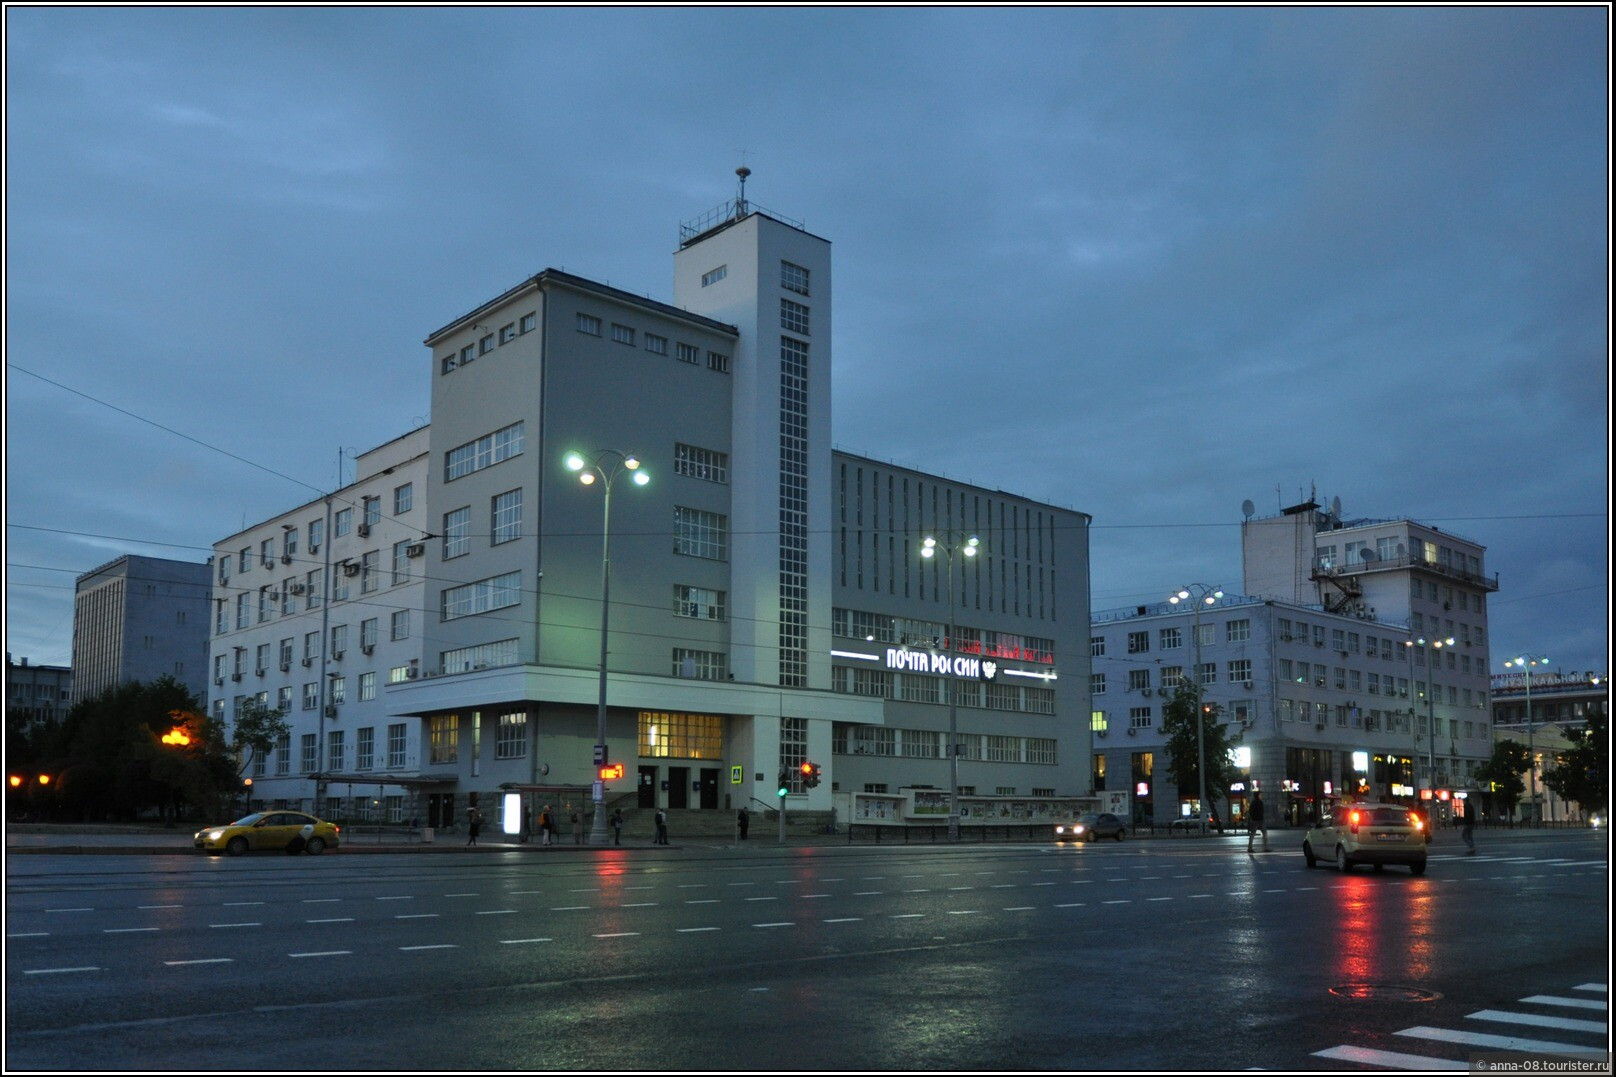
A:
[
  {"left": 1302, "top": 801, "right": 1426, "bottom": 874},
  {"left": 194, "top": 811, "right": 341, "bottom": 856}
]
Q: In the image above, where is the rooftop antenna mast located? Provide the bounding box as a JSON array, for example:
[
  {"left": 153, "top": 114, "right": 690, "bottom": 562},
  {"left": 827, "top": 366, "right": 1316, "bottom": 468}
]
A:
[{"left": 735, "top": 165, "right": 751, "bottom": 218}]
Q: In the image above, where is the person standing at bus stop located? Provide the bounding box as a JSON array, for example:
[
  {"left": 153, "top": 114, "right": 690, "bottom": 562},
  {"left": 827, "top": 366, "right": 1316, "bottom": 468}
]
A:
[{"left": 1247, "top": 790, "right": 1269, "bottom": 852}]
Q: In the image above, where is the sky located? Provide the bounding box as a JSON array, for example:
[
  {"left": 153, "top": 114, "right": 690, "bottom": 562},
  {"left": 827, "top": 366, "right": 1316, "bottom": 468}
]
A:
[{"left": 4, "top": 6, "right": 1609, "bottom": 681}]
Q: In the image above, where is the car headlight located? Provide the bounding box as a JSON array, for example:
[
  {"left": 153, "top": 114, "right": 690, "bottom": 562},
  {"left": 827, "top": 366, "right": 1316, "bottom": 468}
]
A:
[
  {"left": 1075, "top": 826, "right": 1086, "bottom": 834},
  {"left": 206, "top": 830, "right": 226, "bottom": 841}
]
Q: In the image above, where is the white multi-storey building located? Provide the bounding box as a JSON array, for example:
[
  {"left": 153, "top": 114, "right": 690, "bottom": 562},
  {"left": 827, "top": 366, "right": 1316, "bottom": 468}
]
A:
[
  {"left": 209, "top": 429, "right": 430, "bottom": 819},
  {"left": 1092, "top": 496, "right": 1496, "bottom": 828},
  {"left": 72, "top": 555, "right": 211, "bottom": 705},
  {"left": 211, "top": 192, "right": 1093, "bottom": 829}
]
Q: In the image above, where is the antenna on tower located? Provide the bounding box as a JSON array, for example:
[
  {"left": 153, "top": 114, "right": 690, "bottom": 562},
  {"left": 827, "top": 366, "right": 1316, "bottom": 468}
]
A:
[{"left": 735, "top": 165, "right": 751, "bottom": 218}]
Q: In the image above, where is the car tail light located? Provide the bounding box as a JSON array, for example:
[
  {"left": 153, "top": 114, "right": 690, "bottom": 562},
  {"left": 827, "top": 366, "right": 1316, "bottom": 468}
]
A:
[
  {"left": 1349, "top": 810, "right": 1362, "bottom": 835},
  {"left": 1409, "top": 814, "right": 1422, "bottom": 832}
]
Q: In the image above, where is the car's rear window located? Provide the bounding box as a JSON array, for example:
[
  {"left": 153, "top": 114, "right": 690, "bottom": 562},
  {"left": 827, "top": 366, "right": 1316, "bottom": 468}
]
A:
[{"left": 1363, "top": 808, "right": 1413, "bottom": 826}]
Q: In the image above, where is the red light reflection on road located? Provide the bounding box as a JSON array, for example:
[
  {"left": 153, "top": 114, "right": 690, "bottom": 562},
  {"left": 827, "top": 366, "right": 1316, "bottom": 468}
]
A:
[{"left": 1330, "top": 877, "right": 1436, "bottom": 984}]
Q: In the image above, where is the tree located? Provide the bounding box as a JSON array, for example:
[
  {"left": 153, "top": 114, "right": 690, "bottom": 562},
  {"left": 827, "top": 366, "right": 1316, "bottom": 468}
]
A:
[
  {"left": 230, "top": 698, "right": 291, "bottom": 778},
  {"left": 1160, "top": 682, "right": 1244, "bottom": 826},
  {"left": 43, "top": 676, "right": 207, "bottom": 821},
  {"left": 1475, "top": 739, "right": 1532, "bottom": 820},
  {"left": 1543, "top": 710, "right": 1608, "bottom": 820}
]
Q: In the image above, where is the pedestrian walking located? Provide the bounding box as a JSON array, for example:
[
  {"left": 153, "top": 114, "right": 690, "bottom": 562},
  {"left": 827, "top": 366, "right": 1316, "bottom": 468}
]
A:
[
  {"left": 1246, "top": 791, "right": 1269, "bottom": 852},
  {"left": 539, "top": 804, "right": 554, "bottom": 846},
  {"left": 1461, "top": 805, "right": 1476, "bottom": 854},
  {"left": 570, "top": 807, "right": 583, "bottom": 845},
  {"left": 466, "top": 805, "right": 482, "bottom": 846},
  {"left": 610, "top": 808, "right": 624, "bottom": 846},
  {"left": 737, "top": 806, "right": 750, "bottom": 840},
  {"left": 654, "top": 807, "right": 668, "bottom": 845}
]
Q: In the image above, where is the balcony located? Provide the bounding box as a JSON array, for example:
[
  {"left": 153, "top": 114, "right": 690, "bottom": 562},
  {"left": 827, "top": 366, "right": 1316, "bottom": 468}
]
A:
[{"left": 1314, "top": 553, "right": 1498, "bottom": 592}]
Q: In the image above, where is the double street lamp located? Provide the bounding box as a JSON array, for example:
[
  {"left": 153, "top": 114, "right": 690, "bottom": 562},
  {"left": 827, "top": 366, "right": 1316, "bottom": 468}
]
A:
[
  {"left": 1504, "top": 653, "right": 1549, "bottom": 824},
  {"left": 921, "top": 532, "right": 978, "bottom": 842},
  {"left": 1402, "top": 635, "right": 1453, "bottom": 812},
  {"left": 1169, "top": 584, "right": 1222, "bottom": 833},
  {"left": 564, "top": 449, "right": 649, "bottom": 847}
]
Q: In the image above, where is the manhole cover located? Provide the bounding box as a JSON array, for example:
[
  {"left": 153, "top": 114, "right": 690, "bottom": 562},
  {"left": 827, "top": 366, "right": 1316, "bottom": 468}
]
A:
[{"left": 1330, "top": 984, "right": 1442, "bottom": 1002}]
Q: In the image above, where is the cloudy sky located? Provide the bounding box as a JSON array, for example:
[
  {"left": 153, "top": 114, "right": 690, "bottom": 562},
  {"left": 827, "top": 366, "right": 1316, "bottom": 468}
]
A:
[{"left": 5, "top": 6, "right": 1608, "bottom": 679}]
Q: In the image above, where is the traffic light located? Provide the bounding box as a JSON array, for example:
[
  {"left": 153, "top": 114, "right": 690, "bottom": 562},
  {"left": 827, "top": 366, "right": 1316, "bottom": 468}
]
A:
[
  {"left": 777, "top": 769, "right": 790, "bottom": 798},
  {"left": 806, "top": 762, "right": 822, "bottom": 789}
]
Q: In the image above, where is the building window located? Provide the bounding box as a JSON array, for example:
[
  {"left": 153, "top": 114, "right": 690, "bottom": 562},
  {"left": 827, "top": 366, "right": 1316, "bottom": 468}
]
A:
[
  {"left": 394, "top": 483, "right": 413, "bottom": 515},
  {"left": 1160, "top": 627, "right": 1182, "bottom": 649},
  {"left": 276, "top": 735, "right": 291, "bottom": 775},
  {"left": 334, "top": 508, "right": 351, "bottom": 537},
  {"left": 358, "top": 672, "right": 376, "bottom": 702},
  {"left": 1090, "top": 636, "right": 1106, "bottom": 657},
  {"left": 674, "top": 507, "right": 728, "bottom": 560},
  {"left": 519, "top": 312, "right": 537, "bottom": 334},
  {"left": 327, "top": 731, "right": 345, "bottom": 772},
  {"left": 428, "top": 715, "right": 458, "bottom": 764},
  {"left": 672, "top": 649, "right": 728, "bottom": 681},
  {"left": 780, "top": 298, "right": 810, "bottom": 335},
  {"left": 441, "top": 572, "right": 522, "bottom": 620},
  {"left": 360, "top": 550, "right": 379, "bottom": 593},
  {"left": 674, "top": 443, "right": 728, "bottom": 484},
  {"left": 610, "top": 323, "right": 636, "bottom": 346},
  {"left": 357, "top": 727, "right": 374, "bottom": 770},
  {"left": 300, "top": 734, "right": 318, "bottom": 774},
  {"left": 673, "top": 585, "right": 726, "bottom": 621},
  {"left": 676, "top": 342, "right": 700, "bottom": 364},
  {"left": 387, "top": 723, "right": 408, "bottom": 768},
  {"left": 707, "top": 351, "right": 730, "bottom": 374},
  {"left": 1229, "top": 659, "right": 1253, "bottom": 685},
  {"left": 391, "top": 610, "right": 410, "bottom": 641},
  {"left": 701, "top": 265, "right": 727, "bottom": 287},
  {"left": 638, "top": 711, "right": 724, "bottom": 759},
  {"left": 443, "top": 507, "right": 470, "bottom": 559},
  {"left": 392, "top": 541, "right": 411, "bottom": 585},
  {"left": 1090, "top": 673, "right": 1107, "bottom": 695},
  {"left": 440, "top": 639, "right": 519, "bottom": 674},
  {"left": 445, "top": 422, "right": 524, "bottom": 481},
  {"left": 1128, "top": 669, "right": 1151, "bottom": 692},
  {"left": 491, "top": 489, "right": 522, "bottom": 545},
  {"left": 496, "top": 712, "right": 528, "bottom": 759},
  {"left": 576, "top": 313, "right": 601, "bottom": 335},
  {"left": 781, "top": 260, "right": 810, "bottom": 295},
  {"left": 1129, "top": 707, "right": 1152, "bottom": 730},
  {"left": 499, "top": 322, "right": 517, "bottom": 345},
  {"left": 1128, "top": 631, "right": 1149, "bottom": 654},
  {"left": 645, "top": 333, "right": 668, "bottom": 355}
]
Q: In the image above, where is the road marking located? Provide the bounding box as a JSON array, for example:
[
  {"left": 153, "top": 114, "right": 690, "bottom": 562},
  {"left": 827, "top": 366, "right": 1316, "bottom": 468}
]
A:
[
  {"left": 1574, "top": 984, "right": 1607, "bottom": 993},
  {"left": 947, "top": 910, "right": 980, "bottom": 916},
  {"left": 307, "top": 917, "right": 354, "bottom": 924},
  {"left": 509, "top": 890, "right": 544, "bottom": 895},
  {"left": 1102, "top": 900, "right": 1131, "bottom": 905},
  {"left": 500, "top": 938, "right": 553, "bottom": 945},
  {"left": 753, "top": 922, "right": 794, "bottom": 928},
  {"left": 821, "top": 878, "right": 845, "bottom": 883},
  {"left": 476, "top": 910, "right": 518, "bottom": 916},
  {"left": 376, "top": 896, "right": 413, "bottom": 902},
  {"left": 890, "top": 913, "right": 925, "bottom": 919},
  {"left": 396, "top": 913, "right": 439, "bottom": 919},
  {"left": 550, "top": 906, "right": 590, "bottom": 911},
  {"left": 567, "top": 888, "right": 600, "bottom": 893},
  {"left": 302, "top": 898, "right": 341, "bottom": 903},
  {"left": 445, "top": 892, "right": 480, "bottom": 898},
  {"left": 1466, "top": 1010, "right": 1607, "bottom": 1034},
  {"left": 903, "top": 889, "right": 931, "bottom": 894},
  {"left": 139, "top": 904, "right": 182, "bottom": 910},
  {"left": 1522, "top": 995, "right": 1607, "bottom": 1011},
  {"left": 209, "top": 922, "right": 261, "bottom": 929},
  {"left": 223, "top": 901, "right": 265, "bottom": 907},
  {"left": 1396, "top": 1025, "right": 1601, "bottom": 1054},
  {"left": 728, "top": 881, "right": 756, "bottom": 887},
  {"left": 399, "top": 945, "right": 458, "bottom": 952},
  {"left": 593, "top": 932, "right": 640, "bottom": 939},
  {"left": 620, "top": 902, "right": 659, "bottom": 908},
  {"left": 745, "top": 896, "right": 778, "bottom": 902},
  {"left": 104, "top": 927, "right": 159, "bottom": 934},
  {"left": 854, "top": 891, "right": 883, "bottom": 896},
  {"left": 1054, "top": 903, "right": 1085, "bottom": 908},
  {"left": 289, "top": 950, "right": 351, "bottom": 958},
  {"left": 685, "top": 899, "right": 719, "bottom": 905},
  {"left": 677, "top": 884, "right": 708, "bottom": 889},
  {"left": 165, "top": 958, "right": 232, "bottom": 966},
  {"left": 948, "top": 887, "right": 975, "bottom": 891},
  {"left": 824, "top": 918, "right": 862, "bottom": 923},
  {"left": 1031, "top": 882, "right": 1054, "bottom": 887},
  {"left": 1146, "top": 897, "right": 1173, "bottom": 902},
  {"left": 1312, "top": 1045, "right": 1466, "bottom": 1069},
  {"left": 1262, "top": 889, "right": 1287, "bottom": 894},
  {"left": 45, "top": 908, "right": 93, "bottom": 913},
  {"left": 1003, "top": 906, "right": 1035, "bottom": 912},
  {"left": 8, "top": 932, "right": 49, "bottom": 938}
]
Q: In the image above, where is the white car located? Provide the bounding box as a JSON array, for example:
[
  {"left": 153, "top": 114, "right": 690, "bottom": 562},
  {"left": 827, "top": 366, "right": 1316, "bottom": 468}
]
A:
[{"left": 1302, "top": 802, "right": 1426, "bottom": 874}]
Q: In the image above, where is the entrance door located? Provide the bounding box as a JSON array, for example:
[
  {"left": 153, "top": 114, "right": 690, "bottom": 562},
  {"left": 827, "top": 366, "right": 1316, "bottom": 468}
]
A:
[
  {"left": 638, "top": 766, "right": 657, "bottom": 809},
  {"left": 699, "top": 768, "right": 719, "bottom": 809},
  {"left": 427, "top": 793, "right": 454, "bottom": 829},
  {"left": 668, "top": 767, "right": 689, "bottom": 809}
]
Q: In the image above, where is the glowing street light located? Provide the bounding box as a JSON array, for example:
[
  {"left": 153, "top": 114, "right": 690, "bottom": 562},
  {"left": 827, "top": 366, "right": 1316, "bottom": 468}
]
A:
[
  {"left": 1170, "top": 585, "right": 1223, "bottom": 833},
  {"left": 565, "top": 449, "right": 649, "bottom": 846},
  {"left": 1505, "top": 653, "right": 1550, "bottom": 824},
  {"left": 921, "top": 532, "right": 979, "bottom": 842}
]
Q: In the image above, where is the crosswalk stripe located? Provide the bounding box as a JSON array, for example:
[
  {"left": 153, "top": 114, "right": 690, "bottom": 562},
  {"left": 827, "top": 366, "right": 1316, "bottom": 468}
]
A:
[
  {"left": 1311, "top": 1045, "right": 1467, "bottom": 1070},
  {"left": 1521, "top": 994, "right": 1607, "bottom": 1011},
  {"left": 1396, "top": 1025, "right": 1604, "bottom": 1055},
  {"left": 1466, "top": 1009, "right": 1607, "bottom": 1034},
  {"left": 1574, "top": 983, "right": 1607, "bottom": 993}
]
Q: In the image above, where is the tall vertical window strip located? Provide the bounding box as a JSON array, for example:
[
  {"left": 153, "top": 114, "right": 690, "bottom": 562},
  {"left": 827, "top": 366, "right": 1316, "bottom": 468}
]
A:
[
  {"left": 778, "top": 336, "right": 810, "bottom": 687},
  {"left": 780, "top": 716, "right": 808, "bottom": 791},
  {"left": 443, "top": 507, "right": 470, "bottom": 559},
  {"left": 780, "top": 298, "right": 810, "bottom": 335},
  {"left": 445, "top": 422, "right": 524, "bottom": 481},
  {"left": 674, "top": 444, "right": 729, "bottom": 484},
  {"left": 491, "top": 489, "right": 522, "bottom": 545}
]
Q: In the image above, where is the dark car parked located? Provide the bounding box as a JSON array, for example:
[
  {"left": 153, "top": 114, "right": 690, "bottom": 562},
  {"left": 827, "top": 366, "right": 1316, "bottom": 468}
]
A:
[{"left": 1054, "top": 812, "right": 1126, "bottom": 842}]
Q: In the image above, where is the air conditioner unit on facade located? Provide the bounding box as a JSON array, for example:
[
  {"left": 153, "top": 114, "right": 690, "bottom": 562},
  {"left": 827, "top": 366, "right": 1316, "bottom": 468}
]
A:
[
  {"left": 280, "top": 662, "right": 291, "bottom": 672},
  {"left": 262, "top": 559, "right": 274, "bottom": 570},
  {"left": 1141, "top": 687, "right": 1152, "bottom": 697},
  {"left": 1242, "top": 681, "right": 1253, "bottom": 689},
  {"left": 267, "top": 592, "right": 280, "bottom": 602},
  {"left": 214, "top": 677, "right": 224, "bottom": 687},
  {"left": 289, "top": 583, "right": 307, "bottom": 595},
  {"left": 302, "top": 657, "right": 313, "bottom": 667},
  {"left": 342, "top": 563, "right": 361, "bottom": 577},
  {"left": 255, "top": 668, "right": 266, "bottom": 677},
  {"left": 361, "top": 645, "right": 374, "bottom": 655},
  {"left": 281, "top": 554, "right": 293, "bottom": 565},
  {"left": 405, "top": 668, "right": 417, "bottom": 679},
  {"left": 358, "top": 524, "right": 371, "bottom": 538},
  {"left": 1096, "top": 729, "right": 1107, "bottom": 738},
  {"left": 1126, "top": 727, "right": 1136, "bottom": 736},
  {"left": 406, "top": 544, "right": 425, "bottom": 558},
  {"left": 231, "top": 673, "right": 242, "bottom": 682},
  {"left": 332, "top": 651, "right": 344, "bottom": 661},
  {"left": 324, "top": 704, "right": 338, "bottom": 718}
]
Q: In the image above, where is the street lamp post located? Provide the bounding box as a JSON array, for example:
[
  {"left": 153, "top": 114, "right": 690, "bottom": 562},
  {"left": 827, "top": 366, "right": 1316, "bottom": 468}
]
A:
[
  {"left": 921, "top": 532, "right": 979, "bottom": 843},
  {"left": 1170, "top": 584, "right": 1223, "bottom": 833},
  {"left": 565, "top": 449, "right": 649, "bottom": 847},
  {"left": 1505, "top": 653, "right": 1549, "bottom": 825},
  {"left": 1403, "top": 635, "right": 1453, "bottom": 818}
]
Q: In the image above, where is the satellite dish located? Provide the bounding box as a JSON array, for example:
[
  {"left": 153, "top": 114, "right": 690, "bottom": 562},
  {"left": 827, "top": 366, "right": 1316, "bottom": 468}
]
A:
[
  {"left": 1331, "top": 496, "right": 1342, "bottom": 518},
  {"left": 1360, "top": 548, "right": 1377, "bottom": 562},
  {"left": 1241, "top": 499, "right": 1255, "bottom": 520},
  {"left": 1396, "top": 543, "right": 1407, "bottom": 558}
]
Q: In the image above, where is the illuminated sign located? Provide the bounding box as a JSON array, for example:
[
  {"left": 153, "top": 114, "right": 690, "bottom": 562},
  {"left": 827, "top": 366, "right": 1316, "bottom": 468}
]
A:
[
  {"left": 730, "top": 765, "right": 743, "bottom": 785},
  {"left": 1134, "top": 782, "right": 1149, "bottom": 797},
  {"left": 598, "top": 763, "right": 625, "bottom": 781},
  {"left": 1231, "top": 746, "right": 1251, "bottom": 769},
  {"left": 502, "top": 792, "right": 522, "bottom": 836},
  {"left": 1351, "top": 751, "right": 1369, "bottom": 772}
]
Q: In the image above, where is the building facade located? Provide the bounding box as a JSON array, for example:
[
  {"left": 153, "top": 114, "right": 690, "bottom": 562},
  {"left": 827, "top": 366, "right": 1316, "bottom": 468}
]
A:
[
  {"left": 5, "top": 654, "right": 73, "bottom": 733},
  {"left": 1491, "top": 669, "right": 1607, "bottom": 823},
  {"left": 1091, "top": 496, "right": 1497, "bottom": 827},
  {"left": 72, "top": 555, "right": 211, "bottom": 705},
  {"left": 210, "top": 197, "right": 1094, "bottom": 829}
]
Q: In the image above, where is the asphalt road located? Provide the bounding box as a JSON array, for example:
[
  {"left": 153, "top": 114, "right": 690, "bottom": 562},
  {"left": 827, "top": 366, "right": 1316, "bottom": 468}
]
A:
[{"left": 5, "top": 830, "right": 1608, "bottom": 1071}]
